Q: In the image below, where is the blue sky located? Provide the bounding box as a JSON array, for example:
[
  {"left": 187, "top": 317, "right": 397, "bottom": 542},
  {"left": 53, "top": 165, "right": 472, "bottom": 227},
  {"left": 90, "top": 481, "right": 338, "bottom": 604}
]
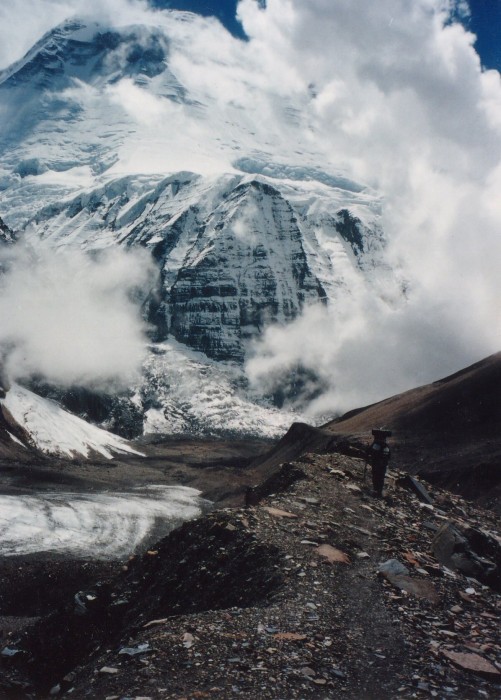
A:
[
  {"left": 160, "top": 0, "right": 501, "bottom": 71},
  {"left": 151, "top": 0, "right": 247, "bottom": 39},
  {"left": 467, "top": 0, "right": 501, "bottom": 70}
]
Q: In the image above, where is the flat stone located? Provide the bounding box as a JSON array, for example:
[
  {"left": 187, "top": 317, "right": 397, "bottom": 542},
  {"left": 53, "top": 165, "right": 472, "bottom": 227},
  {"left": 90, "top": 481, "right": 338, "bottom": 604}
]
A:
[
  {"left": 397, "top": 475, "right": 434, "bottom": 504},
  {"left": 381, "top": 571, "right": 441, "bottom": 604},
  {"left": 262, "top": 506, "right": 298, "bottom": 519},
  {"left": 300, "top": 497, "right": 321, "bottom": 506},
  {"left": 331, "top": 668, "right": 347, "bottom": 678},
  {"left": 378, "top": 559, "right": 409, "bottom": 577},
  {"left": 143, "top": 618, "right": 168, "bottom": 628},
  {"left": 441, "top": 650, "right": 501, "bottom": 679},
  {"left": 316, "top": 544, "right": 351, "bottom": 564},
  {"left": 273, "top": 632, "right": 307, "bottom": 641},
  {"left": 300, "top": 667, "right": 316, "bottom": 677}
]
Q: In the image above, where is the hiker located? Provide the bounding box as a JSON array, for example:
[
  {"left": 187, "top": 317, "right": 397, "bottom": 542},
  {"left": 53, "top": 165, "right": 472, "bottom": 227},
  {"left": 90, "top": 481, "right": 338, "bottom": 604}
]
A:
[{"left": 368, "top": 429, "right": 391, "bottom": 497}]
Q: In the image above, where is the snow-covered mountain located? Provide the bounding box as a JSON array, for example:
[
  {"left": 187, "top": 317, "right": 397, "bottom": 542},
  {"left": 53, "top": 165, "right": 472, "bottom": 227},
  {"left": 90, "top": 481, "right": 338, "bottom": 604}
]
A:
[{"left": 0, "top": 12, "right": 403, "bottom": 445}]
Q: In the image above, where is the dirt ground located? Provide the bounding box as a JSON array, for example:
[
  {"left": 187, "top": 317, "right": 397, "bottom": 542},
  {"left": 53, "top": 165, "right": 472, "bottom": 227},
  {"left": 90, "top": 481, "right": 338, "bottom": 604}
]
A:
[{"left": 0, "top": 436, "right": 272, "bottom": 504}]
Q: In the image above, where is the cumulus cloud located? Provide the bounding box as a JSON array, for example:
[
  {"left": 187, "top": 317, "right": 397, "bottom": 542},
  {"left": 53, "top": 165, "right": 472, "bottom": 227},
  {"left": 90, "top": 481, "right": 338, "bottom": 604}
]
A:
[
  {"left": 241, "top": 0, "right": 501, "bottom": 417},
  {"left": 0, "top": 245, "right": 156, "bottom": 388},
  {"left": 106, "top": 78, "right": 168, "bottom": 125}
]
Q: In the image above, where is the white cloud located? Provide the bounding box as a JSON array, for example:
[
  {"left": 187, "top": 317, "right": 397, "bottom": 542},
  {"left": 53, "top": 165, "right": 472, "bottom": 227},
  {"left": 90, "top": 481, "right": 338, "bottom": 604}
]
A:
[
  {"left": 241, "top": 0, "right": 501, "bottom": 416},
  {"left": 106, "top": 78, "right": 168, "bottom": 125},
  {"left": 0, "top": 245, "right": 156, "bottom": 388}
]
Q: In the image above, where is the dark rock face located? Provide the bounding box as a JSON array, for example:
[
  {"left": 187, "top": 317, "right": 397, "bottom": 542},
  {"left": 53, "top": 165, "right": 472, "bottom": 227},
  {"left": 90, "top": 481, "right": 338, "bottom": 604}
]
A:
[
  {"left": 0, "top": 215, "right": 15, "bottom": 245},
  {"left": 335, "top": 209, "right": 365, "bottom": 257},
  {"left": 162, "top": 180, "right": 327, "bottom": 361},
  {"left": 37, "top": 174, "right": 336, "bottom": 364}
]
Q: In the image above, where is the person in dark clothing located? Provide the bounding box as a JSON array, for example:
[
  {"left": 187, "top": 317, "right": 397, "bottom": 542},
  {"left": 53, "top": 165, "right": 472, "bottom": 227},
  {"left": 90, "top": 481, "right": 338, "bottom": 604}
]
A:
[{"left": 368, "top": 429, "right": 391, "bottom": 497}]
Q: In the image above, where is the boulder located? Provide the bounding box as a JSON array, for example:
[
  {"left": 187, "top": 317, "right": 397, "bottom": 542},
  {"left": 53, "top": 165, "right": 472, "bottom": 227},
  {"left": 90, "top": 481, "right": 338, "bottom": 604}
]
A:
[{"left": 432, "top": 522, "right": 500, "bottom": 592}]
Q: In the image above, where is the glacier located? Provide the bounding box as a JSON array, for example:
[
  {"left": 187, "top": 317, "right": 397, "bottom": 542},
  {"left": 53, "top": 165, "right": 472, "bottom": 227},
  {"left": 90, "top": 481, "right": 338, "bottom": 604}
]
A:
[{"left": 0, "top": 484, "right": 210, "bottom": 558}]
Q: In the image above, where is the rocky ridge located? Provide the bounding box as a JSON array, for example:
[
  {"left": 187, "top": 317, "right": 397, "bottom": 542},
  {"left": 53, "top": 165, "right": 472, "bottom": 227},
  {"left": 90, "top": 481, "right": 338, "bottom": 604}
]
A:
[{"left": 1, "top": 452, "right": 500, "bottom": 699}]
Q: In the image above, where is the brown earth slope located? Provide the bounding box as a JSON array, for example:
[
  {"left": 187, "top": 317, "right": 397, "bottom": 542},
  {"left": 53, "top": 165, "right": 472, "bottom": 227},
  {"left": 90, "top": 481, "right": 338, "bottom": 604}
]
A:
[{"left": 250, "top": 353, "right": 501, "bottom": 511}]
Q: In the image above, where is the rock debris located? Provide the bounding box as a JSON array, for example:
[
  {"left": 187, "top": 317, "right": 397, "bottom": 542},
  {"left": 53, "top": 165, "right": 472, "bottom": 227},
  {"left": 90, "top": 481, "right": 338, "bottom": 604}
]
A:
[{"left": 1, "top": 453, "right": 500, "bottom": 699}]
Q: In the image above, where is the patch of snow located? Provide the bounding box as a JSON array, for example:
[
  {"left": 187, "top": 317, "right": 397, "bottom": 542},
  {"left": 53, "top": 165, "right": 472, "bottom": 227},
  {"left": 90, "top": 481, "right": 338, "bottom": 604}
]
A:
[
  {"left": 1, "top": 384, "right": 143, "bottom": 459},
  {"left": 7, "top": 432, "right": 26, "bottom": 448},
  {"left": 141, "top": 340, "right": 300, "bottom": 439},
  {"left": 32, "top": 165, "right": 95, "bottom": 188}
]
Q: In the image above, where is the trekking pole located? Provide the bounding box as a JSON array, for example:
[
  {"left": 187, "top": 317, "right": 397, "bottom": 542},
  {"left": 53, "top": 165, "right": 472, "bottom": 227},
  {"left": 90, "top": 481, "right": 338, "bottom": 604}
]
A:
[{"left": 362, "top": 442, "right": 369, "bottom": 482}]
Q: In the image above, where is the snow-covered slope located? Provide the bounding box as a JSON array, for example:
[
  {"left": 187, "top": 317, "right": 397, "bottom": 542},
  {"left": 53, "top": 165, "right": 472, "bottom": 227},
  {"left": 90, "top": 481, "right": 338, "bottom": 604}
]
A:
[
  {"left": 138, "top": 339, "right": 302, "bottom": 438},
  {"left": 1, "top": 384, "right": 143, "bottom": 458},
  {"left": 0, "top": 13, "right": 404, "bottom": 443}
]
